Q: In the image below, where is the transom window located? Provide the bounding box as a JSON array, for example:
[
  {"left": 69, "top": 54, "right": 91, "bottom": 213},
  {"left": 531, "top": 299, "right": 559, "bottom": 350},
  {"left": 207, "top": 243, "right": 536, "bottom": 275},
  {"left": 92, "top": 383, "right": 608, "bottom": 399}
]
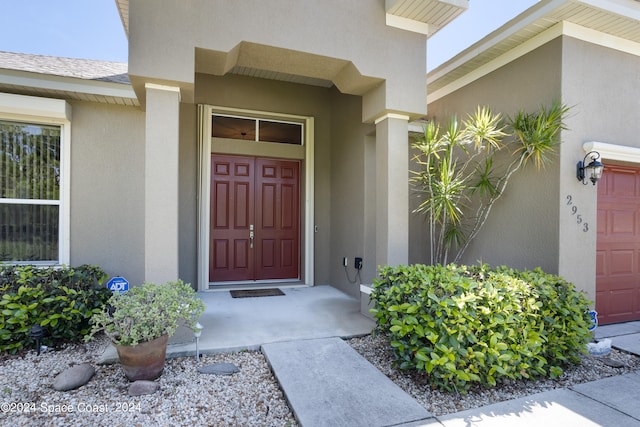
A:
[
  {"left": 0, "top": 120, "right": 61, "bottom": 262},
  {"left": 212, "top": 114, "right": 303, "bottom": 145}
]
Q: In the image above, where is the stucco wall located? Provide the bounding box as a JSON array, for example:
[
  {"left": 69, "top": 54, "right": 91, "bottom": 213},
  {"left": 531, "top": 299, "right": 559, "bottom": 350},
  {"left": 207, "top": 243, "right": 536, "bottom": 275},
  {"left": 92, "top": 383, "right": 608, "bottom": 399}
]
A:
[
  {"left": 178, "top": 103, "right": 198, "bottom": 286},
  {"left": 190, "top": 73, "right": 339, "bottom": 288},
  {"left": 68, "top": 73, "right": 371, "bottom": 293},
  {"left": 69, "top": 101, "right": 146, "bottom": 284},
  {"left": 421, "top": 39, "right": 563, "bottom": 272},
  {"left": 423, "top": 33, "right": 640, "bottom": 303},
  {"left": 559, "top": 36, "right": 640, "bottom": 301},
  {"left": 128, "top": 0, "right": 427, "bottom": 121},
  {"left": 329, "top": 90, "right": 375, "bottom": 297},
  {"left": 186, "top": 73, "right": 371, "bottom": 295}
]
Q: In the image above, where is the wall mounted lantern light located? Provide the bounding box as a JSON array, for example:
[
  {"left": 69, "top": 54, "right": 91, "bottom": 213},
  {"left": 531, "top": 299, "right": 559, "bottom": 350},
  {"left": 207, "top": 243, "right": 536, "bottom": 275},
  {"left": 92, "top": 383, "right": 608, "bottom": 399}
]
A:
[{"left": 577, "top": 151, "right": 604, "bottom": 185}]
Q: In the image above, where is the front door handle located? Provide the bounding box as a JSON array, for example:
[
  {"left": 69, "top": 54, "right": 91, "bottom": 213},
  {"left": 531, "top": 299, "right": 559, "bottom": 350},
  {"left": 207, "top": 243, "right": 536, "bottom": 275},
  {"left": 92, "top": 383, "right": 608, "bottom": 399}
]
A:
[{"left": 249, "top": 224, "right": 254, "bottom": 249}]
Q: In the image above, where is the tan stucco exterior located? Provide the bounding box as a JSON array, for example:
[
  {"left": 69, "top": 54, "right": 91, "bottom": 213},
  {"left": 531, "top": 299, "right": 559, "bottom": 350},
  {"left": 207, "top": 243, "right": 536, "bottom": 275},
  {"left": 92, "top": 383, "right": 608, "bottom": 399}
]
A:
[
  {"left": 69, "top": 101, "right": 146, "bottom": 285},
  {"left": 5, "top": 0, "right": 639, "bottom": 310},
  {"left": 192, "top": 74, "right": 337, "bottom": 288},
  {"left": 421, "top": 38, "right": 563, "bottom": 275},
  {"left": 63, "top": 69, "right": 380, "bottom": 295},
  {"left": 120, "top": 0, "right": 441, "bottom": 294},
  {"left": 1, "top": 1, "right": 470, "bottom": 294},
  {"left": 559, "top": 36, "right": 640, "bottom": 301},
  {"left": 127, "top": 0, "right": 429, "bottom": 123},
  {"left": 425, "top": 8, "right": 640, "bottom": 304}
]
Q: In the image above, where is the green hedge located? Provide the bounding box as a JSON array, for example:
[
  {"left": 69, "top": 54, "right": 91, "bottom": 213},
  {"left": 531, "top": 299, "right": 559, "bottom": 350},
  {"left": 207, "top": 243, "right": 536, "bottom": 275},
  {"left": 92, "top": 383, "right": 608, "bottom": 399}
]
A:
[
  {"left": 0, "top": 264, "right": 111, "bottom": 353},
  {"left": 370, "top": 264, "right": 592, "bottom": 392}
]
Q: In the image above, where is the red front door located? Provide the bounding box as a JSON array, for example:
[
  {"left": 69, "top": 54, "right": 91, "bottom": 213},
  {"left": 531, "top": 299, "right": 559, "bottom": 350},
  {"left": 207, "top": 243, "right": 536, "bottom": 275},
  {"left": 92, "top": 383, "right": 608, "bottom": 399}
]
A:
[
  {"left": 210, "top": 155, "right": 300, "bottom": 282},
  {"left": 596, "top": 164, "right": 640, "bottom": 324}
]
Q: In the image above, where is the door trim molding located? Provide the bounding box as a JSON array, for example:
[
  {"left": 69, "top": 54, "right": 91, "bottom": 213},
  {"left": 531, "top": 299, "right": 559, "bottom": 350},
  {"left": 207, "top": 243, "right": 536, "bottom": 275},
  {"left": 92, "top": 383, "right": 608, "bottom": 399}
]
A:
[{"left": 197, "top": 105, "right": 314, "bottom": 290}]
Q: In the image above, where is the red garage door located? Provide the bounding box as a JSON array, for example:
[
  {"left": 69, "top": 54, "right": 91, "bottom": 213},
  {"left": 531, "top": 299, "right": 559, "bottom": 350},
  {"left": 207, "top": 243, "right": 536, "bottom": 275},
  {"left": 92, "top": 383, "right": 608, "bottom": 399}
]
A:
[{"left": 596, "top": 164, "right": 640, "bottom": 324}]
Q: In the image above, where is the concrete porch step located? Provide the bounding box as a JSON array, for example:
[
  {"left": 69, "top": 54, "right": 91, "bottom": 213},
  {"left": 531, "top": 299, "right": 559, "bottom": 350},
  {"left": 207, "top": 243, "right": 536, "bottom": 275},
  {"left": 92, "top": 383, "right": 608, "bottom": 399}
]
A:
[{"left": 262, "top": 337, "right": 433, "bottom": 427}]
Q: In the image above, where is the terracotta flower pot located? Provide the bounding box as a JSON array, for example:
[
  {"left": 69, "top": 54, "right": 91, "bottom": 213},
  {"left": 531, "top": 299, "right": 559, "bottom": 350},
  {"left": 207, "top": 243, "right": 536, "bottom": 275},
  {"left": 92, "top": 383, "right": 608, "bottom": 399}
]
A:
[{"left": 115, "top": 334, "right": 168, "bottom": 381}]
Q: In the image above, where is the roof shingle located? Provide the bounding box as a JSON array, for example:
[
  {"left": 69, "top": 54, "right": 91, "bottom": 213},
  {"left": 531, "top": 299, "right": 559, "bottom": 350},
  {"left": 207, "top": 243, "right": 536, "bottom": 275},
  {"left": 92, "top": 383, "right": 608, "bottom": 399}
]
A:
[{"left": 0, "top": 51, "right": 129, "bottom": 85}]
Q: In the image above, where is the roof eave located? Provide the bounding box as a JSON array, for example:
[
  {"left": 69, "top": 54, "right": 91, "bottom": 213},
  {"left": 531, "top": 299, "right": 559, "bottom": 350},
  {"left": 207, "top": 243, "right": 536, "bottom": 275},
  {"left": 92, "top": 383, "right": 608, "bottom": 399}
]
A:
[
  {"left": 0, "top": 68, "right": 139, "bottom": 107},
  {"left": 427, "top": 0, "right": 640, "bottom": 102},
  {"left": 428, "top": 0, "right": 568, "bottom": 84},
  {"left": 385, "top": 0, "right": 469, "bottom": 36},
  {"left": 115, "top": 0, "right": 129, "bottom": 38}
]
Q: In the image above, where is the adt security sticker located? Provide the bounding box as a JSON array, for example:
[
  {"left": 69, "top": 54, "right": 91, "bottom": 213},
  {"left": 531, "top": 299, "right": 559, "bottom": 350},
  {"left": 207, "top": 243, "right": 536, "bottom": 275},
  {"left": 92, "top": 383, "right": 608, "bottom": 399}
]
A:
[
  {"left": 107, "top": 277, "right": 129, "bottom": 293},
  {"left": 587, "top": 310, "right": 598, "bottom": 332}
]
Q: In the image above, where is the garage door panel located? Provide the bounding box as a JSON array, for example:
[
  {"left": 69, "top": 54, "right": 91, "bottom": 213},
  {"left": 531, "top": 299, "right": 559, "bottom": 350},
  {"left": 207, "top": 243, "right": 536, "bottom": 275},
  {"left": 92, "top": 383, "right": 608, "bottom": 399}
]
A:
[
  {"left": 599, "top": 278, "right": 637, "bottom": 293},
  {"left": 609, "top": 290, "right": 635, "bottom": 313},
  {"left": 597, "top": 290, "right": 636, "bottom": 320},
  {"left": 597, "top": 164, "right": 640, "bottom": 324},
  {"left": 610, "top": 210, "right": 636, "bottom": 235},
  {"left": 597, "top": 208, "right": 608, "bottom": 235},
  {"left": 609, "top": 169, "right": 637, "bottom": 196},
  {"left": 608, "top": 249, "right": 635, "bottom": 275},
  {"left": 597, "top": 246, "right": 640, "bottom": 275},
  {"left": 596, "top": 250, "right": 606, "bottom": 277}
]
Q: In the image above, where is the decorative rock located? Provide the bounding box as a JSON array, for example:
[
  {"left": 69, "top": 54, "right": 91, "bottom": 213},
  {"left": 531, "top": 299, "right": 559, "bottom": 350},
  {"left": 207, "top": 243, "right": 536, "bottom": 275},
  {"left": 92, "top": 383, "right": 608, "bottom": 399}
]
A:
[
  {"left": 599, "top": 357, "right": 626, "bottom": 368},
  {"left": 197, "top": 362, "right": 240, "bottom": 375},
  {"left": 587, "top": 339, "right": 612, "bottom": 357},
  {"left": 53, "top": 363, "right": 95, "bottom": 391},
  {"left": 128, "top": 380, "right": 160, "bottom": 396}
]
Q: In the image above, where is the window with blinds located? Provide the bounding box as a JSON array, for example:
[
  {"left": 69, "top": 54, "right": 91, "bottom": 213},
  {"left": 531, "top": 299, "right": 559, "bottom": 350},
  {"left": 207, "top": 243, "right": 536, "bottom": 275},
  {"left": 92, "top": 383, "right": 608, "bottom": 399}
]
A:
[
  {"left": 0, "top": 120, "right": 61, "bottom": 262},
  {"left": 212, "top": 114, "right": 303, "bottom": 145}
]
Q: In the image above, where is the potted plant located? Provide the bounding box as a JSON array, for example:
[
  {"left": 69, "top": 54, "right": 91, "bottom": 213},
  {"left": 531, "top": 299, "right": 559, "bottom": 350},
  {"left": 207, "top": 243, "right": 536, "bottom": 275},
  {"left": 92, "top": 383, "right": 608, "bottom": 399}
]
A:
[{"left": 85, "top": 280, "right": 205, "bottom": 381}]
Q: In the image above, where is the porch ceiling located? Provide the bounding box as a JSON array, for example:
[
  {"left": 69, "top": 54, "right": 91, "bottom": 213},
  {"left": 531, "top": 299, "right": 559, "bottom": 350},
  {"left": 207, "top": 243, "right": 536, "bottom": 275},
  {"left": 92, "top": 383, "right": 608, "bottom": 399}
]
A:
[
  {"left": 428, "top": 0, "right": 640, "bottom": 94},
  {"left": 228, "top": 66, "right": 334, "bottom": 89},
  {"left": 194, "top": 44, "right": 384, "bottom": 96}
]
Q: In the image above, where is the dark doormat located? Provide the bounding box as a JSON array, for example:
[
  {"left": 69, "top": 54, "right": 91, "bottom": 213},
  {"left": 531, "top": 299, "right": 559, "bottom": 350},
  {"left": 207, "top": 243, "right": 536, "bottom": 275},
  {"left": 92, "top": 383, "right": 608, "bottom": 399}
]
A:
[{"left": 230, "top": 288, "right": 285, "bottom": 298}]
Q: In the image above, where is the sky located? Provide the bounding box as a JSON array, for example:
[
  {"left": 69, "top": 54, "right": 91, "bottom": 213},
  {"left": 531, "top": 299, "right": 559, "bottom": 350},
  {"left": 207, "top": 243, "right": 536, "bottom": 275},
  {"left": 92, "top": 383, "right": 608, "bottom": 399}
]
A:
[
  {"left": 427, "top": 1, "right": 539, "bottom": 70},
  {"left": 0, "top": 0, "right": 539, "bottom": 70}
]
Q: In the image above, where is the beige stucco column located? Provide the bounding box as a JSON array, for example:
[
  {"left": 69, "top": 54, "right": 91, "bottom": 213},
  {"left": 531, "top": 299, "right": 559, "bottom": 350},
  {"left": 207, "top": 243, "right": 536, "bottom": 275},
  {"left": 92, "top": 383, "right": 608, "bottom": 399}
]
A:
[
  {"left": 375, "top": 113, "right": 409, "bottom": 268},
  {"left": 144, "top": 83, "right": 181, "bottom": 283}
]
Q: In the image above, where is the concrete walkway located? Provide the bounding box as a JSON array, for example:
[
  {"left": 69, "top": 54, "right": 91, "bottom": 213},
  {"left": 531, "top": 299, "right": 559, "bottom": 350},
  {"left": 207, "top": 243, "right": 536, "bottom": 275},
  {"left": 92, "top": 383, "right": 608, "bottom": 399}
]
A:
[
  {"left": 97, "top": 285, "right": 375, "bottom": 363},
  {"left": 96, "top": 288, "right": 640, "bottom": 427},
  {"left": 597, "top": 320, "right": 640, "bottom": 355},
  {"left": 263, "top": 337, "right": 433, "bottom": 427},
  {"left": 265, "top": 321, "right": 640, "bottom": 427}
]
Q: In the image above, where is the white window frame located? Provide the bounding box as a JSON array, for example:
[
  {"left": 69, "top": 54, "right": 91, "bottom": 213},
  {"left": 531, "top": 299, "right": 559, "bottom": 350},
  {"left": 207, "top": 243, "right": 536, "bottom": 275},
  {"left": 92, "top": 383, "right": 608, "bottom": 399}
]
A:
[{"left": 0, "top": 93, "right": 71, "bottom": 265}]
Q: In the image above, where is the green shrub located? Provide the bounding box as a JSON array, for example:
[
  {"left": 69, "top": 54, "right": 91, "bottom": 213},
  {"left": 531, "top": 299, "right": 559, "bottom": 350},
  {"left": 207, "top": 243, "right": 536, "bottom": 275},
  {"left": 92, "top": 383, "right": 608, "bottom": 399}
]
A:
[
  {"left": 370, "top": 264, "right": 592, "bottom": 392},
  {"left": 0, "top": 264, "right": 111, "bottom": 353},
  {"left": 86, "top": 280, "right": 205, "bottom": 346}
]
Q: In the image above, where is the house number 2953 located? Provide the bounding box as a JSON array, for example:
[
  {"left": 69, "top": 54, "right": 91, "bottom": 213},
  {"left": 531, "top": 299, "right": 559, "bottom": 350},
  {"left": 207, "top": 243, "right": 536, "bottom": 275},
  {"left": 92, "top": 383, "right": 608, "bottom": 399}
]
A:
[{"left": 566, "top": 195, "right": 589, "bottom": 232}]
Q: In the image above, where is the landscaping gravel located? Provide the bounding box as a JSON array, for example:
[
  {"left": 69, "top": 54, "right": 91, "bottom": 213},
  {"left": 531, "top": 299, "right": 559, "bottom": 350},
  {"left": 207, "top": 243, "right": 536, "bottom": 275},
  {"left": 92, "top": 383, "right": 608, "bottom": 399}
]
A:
[
  {"left": 349, "top": 333, "right": 640, "bottom": 416},
  {"left": 2, "top": 333, "right": 639, "bottom": 426},
  {"left": 0, "top": 335, "right": 297, "bottom": 427}
]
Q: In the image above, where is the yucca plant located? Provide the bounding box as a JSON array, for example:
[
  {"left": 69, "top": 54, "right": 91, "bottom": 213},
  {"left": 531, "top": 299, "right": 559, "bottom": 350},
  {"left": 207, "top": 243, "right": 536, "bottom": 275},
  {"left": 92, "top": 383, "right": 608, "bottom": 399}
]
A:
[{"left": 412, "top": 101, "right": 569, "bottom": 264}]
